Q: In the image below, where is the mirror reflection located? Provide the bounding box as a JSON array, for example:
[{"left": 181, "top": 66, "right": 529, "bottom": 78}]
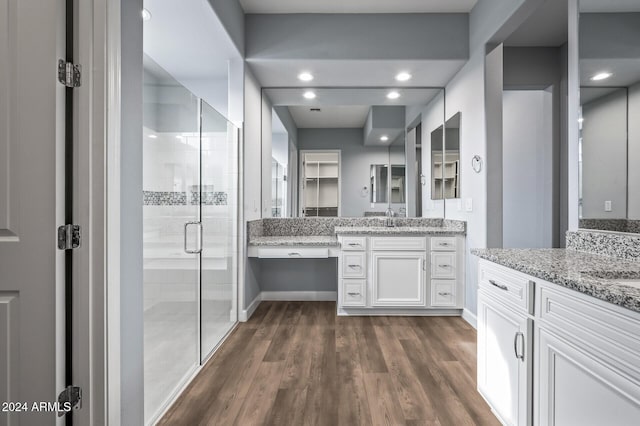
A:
[
  {"left": 444, "top": 112, "right": 461, "bottom": 199},
  {"left": 578, "top": 2, "right": 640, "bottom": 233},
  {"left": 262, "top": 88, "right": 446, "bottom": 217}
]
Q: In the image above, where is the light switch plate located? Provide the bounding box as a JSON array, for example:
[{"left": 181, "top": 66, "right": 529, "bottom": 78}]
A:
[
  {"left": 605, "top": 200, "right": 612, "bottom": 212},
  {"left": 465, "top": 198, "right": 473, "bottom": 212}
]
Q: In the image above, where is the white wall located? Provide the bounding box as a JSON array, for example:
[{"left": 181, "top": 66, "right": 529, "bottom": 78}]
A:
[
  {"left": 503, "top": 90, "right": 553, "bottom": 248},
  {"left": 629, "top": 82, "right": 640, "bottom": 219},
  {"left": 581, "top": 89, "right": 627, "bottom": 219},
  {"left": 443, "top": 52, "right": 487, "bottom": 316},
  {"left": 243, "top": 68, "right": 262, "bottom": 308}
]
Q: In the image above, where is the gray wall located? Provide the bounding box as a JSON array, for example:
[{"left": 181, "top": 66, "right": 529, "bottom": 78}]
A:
[
  {"left": 503, "top": 46, "right": 568, "bottom": 247},
  {"left": 298, "top": 128, "right": 390, "bottom": 217},
  {"left": 206, "top": 0, "right": 245, "bottom": 56},
  {"left": 581, "top": 89, "right": 628, "bottom": 219},
  {"left": 259, "top": 259, "right": 337, "bottom": 292},
  {"left": 121, "top": 0, "right": 144, "bottom": 424},
  {"left": 503, "top": 90, "right": 554, "bottom": 248},
  {"left": 246, "top": 13, "right": 468, "bottom": 60}
]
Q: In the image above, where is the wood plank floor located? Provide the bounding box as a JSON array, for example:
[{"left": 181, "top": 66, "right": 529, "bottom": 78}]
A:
[{"left": 159, "top": 301, "right": 499, "bottom": 426}]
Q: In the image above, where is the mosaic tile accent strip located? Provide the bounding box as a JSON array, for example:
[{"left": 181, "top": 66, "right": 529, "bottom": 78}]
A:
[
  {"left": 579, "top": 218, "right": 640, "bottom": 234},
  {"left": 472, "top": 248, "right": 640, "bottom": 313},
  {"left": 143, "top": 190, "right": 227, "bottom": 206},
  {"left": 191, "top": 191, "right": 228, "bottom": 206},
  {"left": 566, "top": 230, "right": 640, "bottom": 261},
  {"left": 143, "top": 191, "right": 186, "bottom": 206}
]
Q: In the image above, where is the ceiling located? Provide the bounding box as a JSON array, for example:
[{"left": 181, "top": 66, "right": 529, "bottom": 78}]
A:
[
  {"left": 288, "top": 106, "right": 370, "bottom": 128},
  {"left": 505, "top": 0, "right": 568, "bottom": 47},
  {"left": 264, "top": 88, "right": 442, "bottom": 107},
  {"left": 580, "top": 0, "right": 640, "bottom": 13},
  {"left": 247, "top": 59, "right": 467, "bottom": 88},
  {"left": 239, "top": 0, "right": 477, "bottom": 14},
  {"left": 143, "top": 0, "right": 240, "bottom": 81}
]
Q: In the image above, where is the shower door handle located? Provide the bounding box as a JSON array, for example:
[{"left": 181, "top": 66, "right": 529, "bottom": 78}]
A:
[{"left": 184, "top": 221, "right": 203, "bottom": 254}]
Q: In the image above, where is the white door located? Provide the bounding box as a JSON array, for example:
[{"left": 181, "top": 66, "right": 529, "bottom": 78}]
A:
[
  {"left": 537, "top": 327, "right": 640, "bottom": 426},
  {"left": 371, "top": 251, "right": 426, "bottom": 307},
  {"left": 0, "top": 0, "right": 67, "bottom": 424},
  {"left": 477, "top": 291, "right": 531, "bottom": 426}
]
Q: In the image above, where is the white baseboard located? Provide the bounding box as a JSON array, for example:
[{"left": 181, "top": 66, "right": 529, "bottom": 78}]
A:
[
  {"left": 239, "top": 293, "right": 262, "bottom": 322},
  {"left": 260, "top": 291, "right": 337, "bottom": 301},
  {"left": 462, "top": 308, "right": 477, "bottom": 329}
]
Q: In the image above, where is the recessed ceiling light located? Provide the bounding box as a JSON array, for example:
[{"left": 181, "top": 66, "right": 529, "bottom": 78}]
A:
[
  {"left": 141, "top": 8, "right": 152, "bottom": 21},
  {"left": 298, "top": 72, "right": 314, "bottom": 82},
  {"left": 380, "top": 135, "right": 389, "bottom": 142},
  {"left": 148, "top": 134, "right": 157, "bottom": 139},
  {"left": 395, "top": 72, "right": 412, "bottom": 82},
  {"left": 387, "top": 91, "right": 400, "bottom": 100},
  {"left": 176, "top": 135, "right": 184, "bottom": 139},
  {"left": 303, "top": 91, "right": 316, "bottom": 99},
  {"left": 591, "top": 72, "right": 612, "bottom": 81}
]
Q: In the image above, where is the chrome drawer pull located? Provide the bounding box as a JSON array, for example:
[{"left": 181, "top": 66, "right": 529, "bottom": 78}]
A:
[
  {"left": 438, "top": 264, "right": 451, "bottom": 268},
  {"left": 439, "top": 242, "right": 449, "bottom": 246},
  {"left": 288, "top": 252, "right": 302, "bottom": 257},
  {"left": 438, "top": 292, "right": 452, "bottom": 296},
  {"left": 348, "top": 243, "right": 361, "bottom": 247},
  {"left": 347, "top": 292, "right": 360, "bottom": 296},
  {"left": 489, "top": 279, "right": 508, "bottom": 291},
  {"left": 348, "top": 264, "right": 361, "bottom": 268}
]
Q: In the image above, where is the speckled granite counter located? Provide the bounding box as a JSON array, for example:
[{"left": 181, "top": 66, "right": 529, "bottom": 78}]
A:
[
  {"left": 248, "top": 235, "right": 339, "bottom": 246},
  {"left": 248, "top": 217, "right": 466, "bottom": 247},
  {"left": 471, "top": 248, "right": 640, "bottom": 313},
  {"left": 334, "top": 225, "right": 465, "bottom": 235}
]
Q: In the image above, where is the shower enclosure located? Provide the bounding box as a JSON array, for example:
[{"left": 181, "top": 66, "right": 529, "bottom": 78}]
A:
[{"left": 142, "top": 59, "right": 239, "bottom": 423}]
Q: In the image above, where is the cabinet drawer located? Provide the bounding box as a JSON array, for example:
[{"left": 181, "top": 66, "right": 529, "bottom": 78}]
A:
[
  {"left": 342, "top": 279, "right": 366, "bottom": 307},
  {"left": 257, "top": 247, "right": 329, "bottom": 259},
  {"left": 431, "top": 280, "right": 456, "bottom": 307},
  {"left": 478, "top": 260, "right": 534, "bottom": 314},
  {"left": 370, "top": 236, "right": 426, "bottom": 251},
  {"left": 431, "top": 252, "right": 456, "bottom": 279},
  {"left": 342, "top": 252, "right": 366, "bottom": 278},
  {"left": 341, "top": 236, "right": 367, "bottom": 251},
  {"left": 431, "top": 237, "right": 457, "bottom": 251}
]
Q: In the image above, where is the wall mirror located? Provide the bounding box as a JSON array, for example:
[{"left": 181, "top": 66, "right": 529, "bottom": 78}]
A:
[
  {"left": 578, "top": 1, "right": 640, "bottom": 234},
  {"left": 261, "top": 88, "right": 446, "bottom": 218}
]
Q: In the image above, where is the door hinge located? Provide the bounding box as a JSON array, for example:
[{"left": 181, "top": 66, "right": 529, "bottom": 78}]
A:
[
  {"left": 58, "top": 224, "right": 81, "bottom": 250},
  {"left": 58, "top": 59, "right": 81, "bottom": 88},
  {"left": 57, "top": 386, "right": 82, "bottom": 417}
]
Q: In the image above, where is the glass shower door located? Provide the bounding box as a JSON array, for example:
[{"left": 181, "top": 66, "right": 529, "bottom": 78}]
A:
[
  {"left": 142, "top": 59, "right": 200, "bottom": 422},
  {"left": 200, "top": 101, "right": 239, "bottom": 360}
]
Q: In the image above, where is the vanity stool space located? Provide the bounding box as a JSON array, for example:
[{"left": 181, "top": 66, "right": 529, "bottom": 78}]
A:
[{"left": 337, "top": 233, "right": 465, "bottom": 315}]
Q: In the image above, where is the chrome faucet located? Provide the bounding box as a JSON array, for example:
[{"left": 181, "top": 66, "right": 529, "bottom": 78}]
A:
[{"left": 385, "top": 207, "right": 395, "bottom": 227}]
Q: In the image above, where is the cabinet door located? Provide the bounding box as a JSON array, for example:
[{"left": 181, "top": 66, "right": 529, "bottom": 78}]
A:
[
  {"left": 371, "top": 251, "right": 426, "bottom": 307},
  {"left": 478, "top": 291, "right": 531, "bottom": 426},
  {"left": 537, "top": 327, "right": 640, "bottom": 426}
]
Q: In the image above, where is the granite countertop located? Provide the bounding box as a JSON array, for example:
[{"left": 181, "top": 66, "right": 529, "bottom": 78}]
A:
[
  {"left": 249, "top": 235, "right": 339, "bottom": 247},
  {"left": 472, "top": 248, "right": 640, "bottom": 313},
  {"left": 334, "top": 226, "right": 465, "bottom": 235}
]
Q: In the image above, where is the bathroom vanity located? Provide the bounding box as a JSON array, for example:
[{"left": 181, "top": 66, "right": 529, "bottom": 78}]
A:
[
  {"left": 473, "top": 232, "right": 640, "bottom": 426},
  {"left": 336, "top": 230, "right": 464, "bottom": 315},
  {"left": 247, "top": 217, "right": 466, "bottom": 316}
]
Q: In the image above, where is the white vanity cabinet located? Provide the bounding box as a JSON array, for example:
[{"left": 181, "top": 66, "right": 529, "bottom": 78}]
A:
[
  {"left": 535, "top": 282, "right": 640, "bottom": 426},
  {"left": 477, "top": 261, "right": 534, "bottom": 426},
  {"left": 370, "top": 237, "right": 427, "bottom": 307},
  {"left": 477, "top": 259, "right": 640, "bottom": 426},
  {"left": 337, "top": 234, "right": 464, "bottom": 314}
]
